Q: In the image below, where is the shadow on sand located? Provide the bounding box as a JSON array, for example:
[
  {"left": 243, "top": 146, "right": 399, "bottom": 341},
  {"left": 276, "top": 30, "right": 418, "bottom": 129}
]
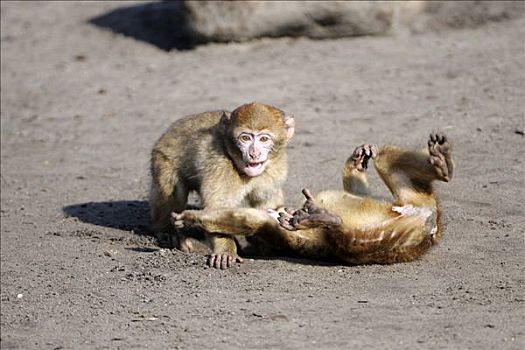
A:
[
  {"left": 63, "top": 200, "right": 339, "bottom": 266},
  {"left": 63, "top": 200, "right": 152, "bottom": 236},
  {"left": 89, "top": 1, "right": 200, "bottom": 51}
]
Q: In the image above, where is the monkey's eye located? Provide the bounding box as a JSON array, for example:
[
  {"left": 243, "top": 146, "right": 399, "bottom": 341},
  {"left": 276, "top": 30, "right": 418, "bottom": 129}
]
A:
[
  {"left": 259, "top": 135, "right": 271, "bottom": 143},
  {"left": 239, "top": 134, "right": 252, "bottom": 142}
]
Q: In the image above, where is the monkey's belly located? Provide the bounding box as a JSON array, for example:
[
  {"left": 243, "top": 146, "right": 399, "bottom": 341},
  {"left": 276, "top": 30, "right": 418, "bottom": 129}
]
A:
[{"left": 316, "top": 192, "right": 394, "bottom": 230}]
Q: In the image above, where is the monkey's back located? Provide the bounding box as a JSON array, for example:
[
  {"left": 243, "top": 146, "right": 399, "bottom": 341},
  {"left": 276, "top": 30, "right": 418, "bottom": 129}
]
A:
[
  {"left": 154, "top": 111, "right": 225, "bottom": 151},
  {"left": 151, "top": 111, "right": 233, "bottom": 191}
]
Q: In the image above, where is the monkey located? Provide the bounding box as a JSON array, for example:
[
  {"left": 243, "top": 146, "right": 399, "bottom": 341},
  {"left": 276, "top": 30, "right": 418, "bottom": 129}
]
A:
[
  {"left": 149, "top": 102, "right": 295, "bottom": 269},
  {"left": 172, "top": 133, "right": 454, "bottom": 265}
]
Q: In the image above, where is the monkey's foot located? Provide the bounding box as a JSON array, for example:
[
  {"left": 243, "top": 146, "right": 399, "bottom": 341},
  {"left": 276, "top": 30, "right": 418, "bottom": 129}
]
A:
[
  {"left": 428, "top": 133, "right": 453, "bottom": 182},
  {"left": 351, "top": 144, "right": 378, "bottom": 171},
  {"left": 177, "top": 236, "right": 194, "bottom": 253},
  {"left": 208, "top": 253, "right": 244, "bottom": 270}
]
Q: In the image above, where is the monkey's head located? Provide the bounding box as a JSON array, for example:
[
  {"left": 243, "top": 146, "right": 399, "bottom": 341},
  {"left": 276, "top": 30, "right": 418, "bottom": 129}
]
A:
[{"left": 222, "top": 102, "right": 295, "bottom": 177}]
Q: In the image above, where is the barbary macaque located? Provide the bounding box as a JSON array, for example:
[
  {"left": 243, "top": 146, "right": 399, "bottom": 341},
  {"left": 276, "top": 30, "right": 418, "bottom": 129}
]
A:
[
  {"left": 149, "top": 102, "right": 295, "bottom": 269},
  {"left": 173, "top": 134, "right": 454, "bottom": 265}
]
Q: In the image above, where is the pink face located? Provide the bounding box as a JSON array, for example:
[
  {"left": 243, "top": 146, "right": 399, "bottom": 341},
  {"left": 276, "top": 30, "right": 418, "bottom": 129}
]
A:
[{"left": 236, "top": 131, "right": 274, "bottom": 177}]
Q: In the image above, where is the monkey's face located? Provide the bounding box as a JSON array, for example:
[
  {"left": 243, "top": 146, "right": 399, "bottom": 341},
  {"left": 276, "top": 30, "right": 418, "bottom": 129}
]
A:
[
  {"left": 222, "top": 102, "right": 295, "bottom": 177},
  {"left": 235, "top": 130, "right": 275, "bottom": 177}
]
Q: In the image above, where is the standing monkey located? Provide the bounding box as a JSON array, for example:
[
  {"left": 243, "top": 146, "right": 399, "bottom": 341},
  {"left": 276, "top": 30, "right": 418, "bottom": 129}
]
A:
[
  {"left": 173, "top": 134, "right": 454, "bottom": 265},
  {"left": 149, "top": 102, "right": 295, "bottom": 269}
]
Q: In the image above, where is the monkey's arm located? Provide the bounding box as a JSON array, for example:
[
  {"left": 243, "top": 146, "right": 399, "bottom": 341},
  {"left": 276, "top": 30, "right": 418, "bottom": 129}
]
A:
[
  {"left": 173, "top": 208, "right": 333, "bottom": 259},
  {"left": 342, "top": 144, "right": 377, "bottom": 196},
  {"left": 198, "top": 168, "right": 254, "bottom": 268},
  {"left": 172, "top": 208, "right": 277, "bottom": 236},
  {"left": 172, "top": 207, "right": 324, "bottom": 255}
]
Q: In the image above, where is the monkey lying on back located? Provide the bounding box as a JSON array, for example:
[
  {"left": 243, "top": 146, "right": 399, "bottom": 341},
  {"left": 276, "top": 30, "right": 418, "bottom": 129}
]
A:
[
  {"left": 173, "top": 134, "right": 454, "bottom": 265},
  {"left": 150, "top": 102, "right": 295, "bottom": 269}
]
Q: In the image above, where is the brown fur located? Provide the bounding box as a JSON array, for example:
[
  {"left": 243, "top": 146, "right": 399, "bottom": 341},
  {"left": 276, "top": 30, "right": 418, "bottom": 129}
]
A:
[
  {"left": 149, "top": 102, "right": 294, "bottom": 268},
  {"left": 173, "top": 133, "right": 453, "bottom": 265}
]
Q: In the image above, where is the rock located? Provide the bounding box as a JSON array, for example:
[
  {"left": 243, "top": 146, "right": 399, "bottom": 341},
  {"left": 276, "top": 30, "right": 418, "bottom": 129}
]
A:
[
  {"left": 408, "top": 1, "right": 525, "bottom": 33},
  {"left": 175, "top": 1, "right": 525, "bottom": 42},
  {"left": 90, "top": 1, "right": 525, "bottom": 50},
  {"left": 181, "top": 1, "right": 399, "bottom": 42}
]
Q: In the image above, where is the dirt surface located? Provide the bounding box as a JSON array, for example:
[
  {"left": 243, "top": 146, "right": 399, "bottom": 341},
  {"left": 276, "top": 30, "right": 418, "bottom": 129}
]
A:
[{"left": 1, "top": 2, "right": 524, "bottom": 349}]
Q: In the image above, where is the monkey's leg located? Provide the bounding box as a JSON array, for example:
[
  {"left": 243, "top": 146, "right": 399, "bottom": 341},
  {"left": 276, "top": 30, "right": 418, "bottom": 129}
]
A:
[
  {"left": 373, "top": 133, "right": 453, "bottom": 207},
  {"left": 342, "top": 144, "right": 377, "bottom": 196},
  {"left": 149, "top": 186, "right": 176, "bottom": 245},
  {"left": 150, "top": 151, "right": 191, "bottom": 250},
  {"left": 150, "top": 182, "right": 191, "bottom": 249}
]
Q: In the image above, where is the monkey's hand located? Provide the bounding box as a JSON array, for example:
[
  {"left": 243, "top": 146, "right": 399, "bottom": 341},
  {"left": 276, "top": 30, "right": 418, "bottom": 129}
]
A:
[
  {"left": 208, "top": 251, "right": 244, "bottom": 270},
  {"left": 277, "top": 207, "right": 299, "bottom": 230},
  {"left": 171, "top": 211, "right": 202, "bottom": 230},
  {"left": 209, "top": 232, "right": 244, "bottom": 269},
  {"left": 351, "top": 144, "right": 378, "bottom": 171},
  {"left": 278, "top": 188, "right": 342, "bottom": 230}
]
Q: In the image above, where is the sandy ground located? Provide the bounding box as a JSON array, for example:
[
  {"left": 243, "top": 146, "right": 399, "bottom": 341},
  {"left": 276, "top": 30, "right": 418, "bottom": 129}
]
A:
[{"left": 1, "top": 2, "right": 524, "bottom": 349}]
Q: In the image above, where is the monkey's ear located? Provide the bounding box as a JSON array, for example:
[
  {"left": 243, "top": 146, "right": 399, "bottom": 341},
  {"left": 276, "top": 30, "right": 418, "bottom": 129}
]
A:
[
  {"left": 220, "top": 111, "right": 232, "bottom": 130},
  {"left": 283, "top": 113, "right": 295, "bottom": 141}
]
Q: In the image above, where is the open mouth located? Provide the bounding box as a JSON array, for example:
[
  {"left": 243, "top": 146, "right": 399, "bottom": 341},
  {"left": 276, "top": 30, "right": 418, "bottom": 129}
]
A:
[
  {"left": 247, "top": 162, "right": 264, "bottom": 168},
  {"left": 244, "top": 161, "right": 267, "bottom": 176}
]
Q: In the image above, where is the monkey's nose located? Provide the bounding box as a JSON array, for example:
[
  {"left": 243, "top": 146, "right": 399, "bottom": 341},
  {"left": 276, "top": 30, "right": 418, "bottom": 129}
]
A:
[{"left": 249, "top": 149, "right": 261, "bottom": 159}]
